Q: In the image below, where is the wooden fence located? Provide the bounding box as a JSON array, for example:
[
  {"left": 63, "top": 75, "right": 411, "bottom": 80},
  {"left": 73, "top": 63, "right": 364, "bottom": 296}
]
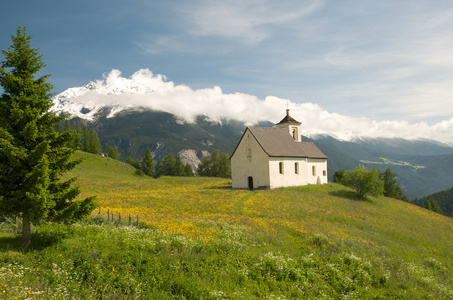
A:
[
  {"left": 96, "top": 208, "right": 140, "bottom": 228},
  {"left": 0, "top": 216, "right": 19, "bottom": 234},
  {"left": 0, "top": 210, "right": 140, "bottom": 235}
]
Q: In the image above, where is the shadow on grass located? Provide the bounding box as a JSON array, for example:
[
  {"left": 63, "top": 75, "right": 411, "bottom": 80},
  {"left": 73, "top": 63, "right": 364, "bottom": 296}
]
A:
[
  {"left": 0, "top": 234, "right": 23, "bottom": 251},
  {"left": 0, "top": 231, "right": 66, "bottom": 252},
  {"left": 207, "top": 185, "right": 233, "bottom": 190},
  {"left": 329, "top": 190, "right": 374, "bottom": 202}
]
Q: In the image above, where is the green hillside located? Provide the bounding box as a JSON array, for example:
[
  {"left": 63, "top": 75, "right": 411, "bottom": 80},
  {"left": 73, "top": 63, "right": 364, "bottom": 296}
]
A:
[
  {"left": 70, "top": 110, "right": 453, "bottom": 200},
  {"left": 2, "top": 152, "right": 453, "bottom": 299},
  {"left": 413, "top": 186, "right": 453, "bottom": 217}
]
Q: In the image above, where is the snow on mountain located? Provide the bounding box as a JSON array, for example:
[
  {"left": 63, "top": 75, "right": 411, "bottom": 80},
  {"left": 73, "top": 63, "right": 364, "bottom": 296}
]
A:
[
  {"left": 52, "top": 69, "right": 453, "bottom": 144},
  {"left": 52, "top": 72, "right": 153, "bottom": 120}
]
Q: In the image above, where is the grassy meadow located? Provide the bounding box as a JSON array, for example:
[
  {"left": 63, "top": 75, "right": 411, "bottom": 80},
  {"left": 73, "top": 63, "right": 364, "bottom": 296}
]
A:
[{"left": 1, "top": 151, "right": 453, "bottom": 299}]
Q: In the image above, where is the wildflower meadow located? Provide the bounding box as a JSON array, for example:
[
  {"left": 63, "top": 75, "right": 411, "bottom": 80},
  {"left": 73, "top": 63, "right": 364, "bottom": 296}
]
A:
[{"left": 1, "top": 152, "right": 453, "bottom": 299}]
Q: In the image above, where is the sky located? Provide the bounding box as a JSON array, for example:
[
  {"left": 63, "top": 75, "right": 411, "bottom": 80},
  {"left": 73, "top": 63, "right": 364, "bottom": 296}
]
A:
[{"left": 2, "top": 0, "right": 453, "bottom": 143}]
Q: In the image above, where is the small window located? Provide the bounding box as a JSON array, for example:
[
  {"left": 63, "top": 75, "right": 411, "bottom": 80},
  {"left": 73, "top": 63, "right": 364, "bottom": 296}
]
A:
[
  {"left": 323, "top": 170, "right": 327, "bottom": 176},
  {"left": 295, "top": 162, "right": 299, "bottom": 174},
  {"left": 246, "top": 147, "right": 252, "bottom": 158},
  {"left": 292, "top": 128, "right": 297, "bottom": 140},
  {"left": 279, "top": 162, "right": 284, "bottom": 174},
  {"left": 312, "top": 166, "right": 316, "bottom": 176}
]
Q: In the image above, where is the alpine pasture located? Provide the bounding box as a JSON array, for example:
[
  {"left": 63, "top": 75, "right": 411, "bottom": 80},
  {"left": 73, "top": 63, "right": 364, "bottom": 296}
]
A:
[{"left": 1, "top": 151, "right": 453, "bottom": 299}]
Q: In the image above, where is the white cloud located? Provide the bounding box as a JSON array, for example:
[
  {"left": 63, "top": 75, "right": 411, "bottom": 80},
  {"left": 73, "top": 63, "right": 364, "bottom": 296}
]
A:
[{"left": 57, "top": 69, "right": 453, "bottom": 143}]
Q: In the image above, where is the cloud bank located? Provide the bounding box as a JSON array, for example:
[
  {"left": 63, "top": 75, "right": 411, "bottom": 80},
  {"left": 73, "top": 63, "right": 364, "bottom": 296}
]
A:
[{"left": 57, "top": 69, "right": 453, "bottom": 144}]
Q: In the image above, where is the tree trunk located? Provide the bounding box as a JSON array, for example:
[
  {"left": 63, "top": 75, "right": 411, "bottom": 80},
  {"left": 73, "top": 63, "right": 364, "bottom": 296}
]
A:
[{"left": 22, "top": 216, "right": 31, "bottom": 245}]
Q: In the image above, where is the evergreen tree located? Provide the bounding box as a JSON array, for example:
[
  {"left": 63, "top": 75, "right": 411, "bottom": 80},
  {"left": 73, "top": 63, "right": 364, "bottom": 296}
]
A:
[
  {"left": 175, "top": 156, "right": 185, "bottom": 176},
  {"left": 72, "top": 123, "right": 82, "bottom": 150},
  {"left": 80, "top": 126, "right": 101, "bottom": 154},
  {"left": 154, "top": 157, "right": 164, "bottom": 178},
  {"left": 425, "top": 198, "right": 443, "bottom": 214},
  {"left": 0, "top": 26, "right": 96, "bottom": 244},
  {"left": 106, "top": 145, "right": 120, "bottom": 159},
  {"left": 88, "top": 129, "right": 102, "bottom": 154},
  {"left": 126, "top": 156, "right": 140, "bottom": 169},
  {"left": 81, "top": 125, "right": 90, "bottom": 152},
  {"left": 63, "top": 120, "right": 71, "bottom": 133},
  {"left": 333, "top": 169, "right": 345, "bottom": 183},
  {"left": 197, "top": 150, "right": 231, "bottom": 178},
  {"left": 425, "top": 199, "right": 433, "bottom": 211},
  {"left": 141, "top": 148, "right": 154, "bottom": 177},
  {"left": 381, "top": 168, "right": 407, "bottom": 201},
  {"left": 184, "top": 163, "right": 194, "bottom": 177},
  {"left": 163, "top": 153, "right": 177, "bottom": 176}
]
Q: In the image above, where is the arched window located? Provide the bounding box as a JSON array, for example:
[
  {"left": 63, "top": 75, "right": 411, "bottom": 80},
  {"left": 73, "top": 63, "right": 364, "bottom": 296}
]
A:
[
  {"left": 295, "top": 162, "right": 299, "bottom": 174},
  {"left": 312, "top": 166, "right": 316, "bottom": 176},
  {"left": 279, "top": 162, "right": 284, "bottom": 174}
]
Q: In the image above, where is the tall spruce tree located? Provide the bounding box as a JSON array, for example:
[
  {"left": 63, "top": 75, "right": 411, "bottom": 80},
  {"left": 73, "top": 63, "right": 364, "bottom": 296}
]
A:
[
  {"left": 0, "top": 26, "right": 96, "bottom": 245},
  {"left": 381, "top": 168, "right": 407, "bottom": 201},
  {"left": 141, "top": 147, "right": 154, "bottom": 177},
  {"left": 154, "top": 157, "right": 164, "bottom": 178},
  {"left": 163, "top": 153, "right": 177, "bottom": 176}
]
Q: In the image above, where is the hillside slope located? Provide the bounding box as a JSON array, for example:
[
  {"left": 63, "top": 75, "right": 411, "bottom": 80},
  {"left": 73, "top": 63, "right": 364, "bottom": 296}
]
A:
[{"left": 2, "top": 153, "right": 452, "bottom": 298}]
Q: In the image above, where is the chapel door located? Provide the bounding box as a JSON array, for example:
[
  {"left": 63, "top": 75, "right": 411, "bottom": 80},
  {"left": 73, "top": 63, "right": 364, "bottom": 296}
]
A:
[{"left": 248, "top": 176, "right": 254, "bottom": 190}]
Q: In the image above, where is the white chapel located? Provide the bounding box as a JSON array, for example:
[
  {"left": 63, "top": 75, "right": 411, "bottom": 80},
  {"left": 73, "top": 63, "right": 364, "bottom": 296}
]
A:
[{"left": 230, "top": 109, "right": 328, "bottom": 189}]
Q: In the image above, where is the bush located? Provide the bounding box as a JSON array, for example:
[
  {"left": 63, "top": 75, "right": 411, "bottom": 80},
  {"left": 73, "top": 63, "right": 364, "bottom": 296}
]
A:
[{"left": 341, "top": 166, "right": 384, "bottom": 198}]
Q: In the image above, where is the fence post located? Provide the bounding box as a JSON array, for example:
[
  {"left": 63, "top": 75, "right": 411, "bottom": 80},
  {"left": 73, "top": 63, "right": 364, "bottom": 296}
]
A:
[
  {"left": 99, "top": 207, "right": 101, "bottom": 215},
  {"left": 136, "top": 215, "right": 139, "bottom": 228},
  {"left": 118, "top": 213, "right": 121, "bottom": 227},
  {"left": 129, "top": 214, "right": 131, "bottom": 226},
  {"left": 16, "top": 216, "right": 19, "bottom": 234},
  {"left": 107, "top": 209, "right": 110, "bottom": 224}
]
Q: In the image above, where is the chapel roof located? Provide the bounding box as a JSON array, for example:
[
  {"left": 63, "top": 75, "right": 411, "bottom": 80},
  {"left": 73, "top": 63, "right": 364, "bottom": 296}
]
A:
[
  {"left": 276, "top": 109, "right": 301, "bottom": 125},
  {"left": 245, "top": 126, "right": 327, "bottom": 159}
]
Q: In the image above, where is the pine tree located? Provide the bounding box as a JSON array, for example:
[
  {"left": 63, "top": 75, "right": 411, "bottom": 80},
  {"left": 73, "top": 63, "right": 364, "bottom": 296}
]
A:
[
  {"left": 381, "top": 168, "right": 407, "bottom": 201},
  {"left": 81, "top": 125, "right": 90, "bottom": 152},
  {"left": 72, "top": 123, "right": 82, "bottom": 150},
  {"left": 126, "top": 156, "right": 140, "bottom": 169},
  {"left": 425, "top": 199, "right": 433, "bottom": 211},
  {"left": 88, "top": 129, "right": 102, "bottom": 154},
  {"left": 163, "top": 153, "right": 176, "bottom": 176},
  {"left": 175, "top": 156, "right": 185, "bottom": 176},
  {"left": 154, "top": 157, "right": 164, "bottom": 178},
  {"left": 184, "top": 164, "right": 194, "bottom": 177},
  {"left": 141, "top": 148, "right": 154, "bottom": 177},
  {"left": 0, "top": 26, "right": 96, "bottom": 244},
  {"left": 106, "top": 145, "right": 120, "bottom": 159},
  {"left": 425, "top": 198, "right": 443, "bottom": 214}
]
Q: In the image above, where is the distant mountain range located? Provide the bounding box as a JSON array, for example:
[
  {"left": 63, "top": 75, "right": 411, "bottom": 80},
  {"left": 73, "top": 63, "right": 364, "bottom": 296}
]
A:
[{"left": 53, "top": 82, "right": 453, "bottom": 201}]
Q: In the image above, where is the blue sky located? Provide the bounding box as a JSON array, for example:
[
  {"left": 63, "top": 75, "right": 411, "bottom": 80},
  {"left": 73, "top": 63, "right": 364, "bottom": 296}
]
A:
[{"left": 2, "top": 0, "right": 453, "bottom": 142}]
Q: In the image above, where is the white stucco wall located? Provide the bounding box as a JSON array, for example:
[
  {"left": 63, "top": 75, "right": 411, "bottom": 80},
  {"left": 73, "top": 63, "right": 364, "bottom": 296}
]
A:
[
  {"left": 268, "top": 157, "right": 308, "bottom": 189},
  {"left": 231, "top": 129, "right": 270, "bottom": 189},
  {"left": 306, "top": 158, "right": 328, "bottom": 185}
]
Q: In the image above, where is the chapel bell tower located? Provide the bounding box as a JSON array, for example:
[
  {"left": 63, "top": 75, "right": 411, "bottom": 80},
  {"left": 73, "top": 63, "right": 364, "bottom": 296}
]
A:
[{"left": 275, "top": 109, "right": 302, "bottom": 142}]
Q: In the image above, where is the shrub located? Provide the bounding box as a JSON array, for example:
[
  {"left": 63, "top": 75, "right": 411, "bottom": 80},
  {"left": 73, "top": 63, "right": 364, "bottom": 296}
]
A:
[{"left": 341, "top": 166, "right": 384, "bottom": 198}]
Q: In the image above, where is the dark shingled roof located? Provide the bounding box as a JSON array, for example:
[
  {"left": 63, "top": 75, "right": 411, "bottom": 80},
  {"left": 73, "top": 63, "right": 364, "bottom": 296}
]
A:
[
  {"left": 247, "top": 127, "right": 327, "bottom": 159},
  {"left": 276, "top": 109, "right": 301, "bottom": 125}
]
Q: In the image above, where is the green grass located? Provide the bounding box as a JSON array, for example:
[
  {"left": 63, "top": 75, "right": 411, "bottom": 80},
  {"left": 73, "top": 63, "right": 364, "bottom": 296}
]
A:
[{"left": 1, "top": 152, "right": 453, "bottom": 299}]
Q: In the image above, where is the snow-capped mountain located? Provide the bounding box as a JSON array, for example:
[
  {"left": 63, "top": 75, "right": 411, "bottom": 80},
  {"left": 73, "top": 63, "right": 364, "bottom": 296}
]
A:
[
  {"left": 52, "top": 75, "right": 152, "bottom": 120},
  {"left": 53, "top": 68, "right": 453, "bottom": 145}
]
